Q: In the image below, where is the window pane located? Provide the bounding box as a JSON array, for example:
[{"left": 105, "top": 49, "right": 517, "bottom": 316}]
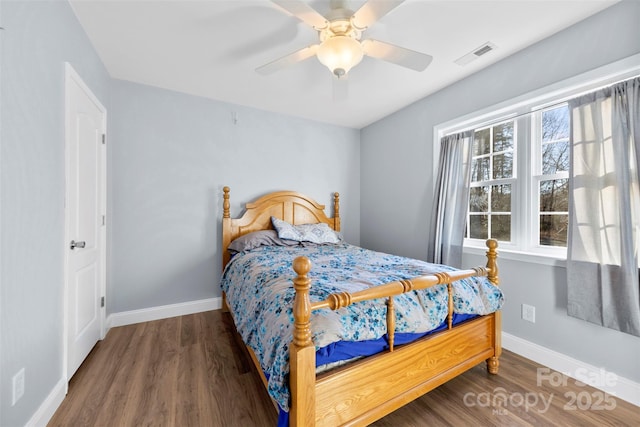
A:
[
  {"left": 471, "top": 158, "right": 490, "bottom": 182},
  {"left": 542, "top": 140, "right": 569, "bottom": 174},
  {"left": 491, "top": 184, "right": 511, "bottom": 212},
  {"left": 470, "top": 187, "right": 488, "bottom": 212},
  {"left": 542, "top": 106, "right": 569, "bottom": 142},
  {"left": 470, "top": 215, "right": 488, "bottom": 239},
  {"left": 491, "top": 215, "right": 511, "bottom": 242},
  {"left": 493, "top": 152, "right": 513, "bottom": 179},
  {"left": 473, "top": 129, "right": 490, "bottom": 155},
  {"left": 540, "top": 179, "right": 568, "bottom": 212},
  {"left": 540, "top": 214, "right": 568, "bottom": 246},
  {"left": 493, "top": 122, "right": 514, "bottom": 152}
]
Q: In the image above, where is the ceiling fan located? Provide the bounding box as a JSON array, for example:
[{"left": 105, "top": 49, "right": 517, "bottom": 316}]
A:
[{"left": 256, "top": 0, "right": 433, "bottom": 79}]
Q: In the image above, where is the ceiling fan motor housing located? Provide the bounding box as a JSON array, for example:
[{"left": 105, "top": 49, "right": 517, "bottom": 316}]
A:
[
  {"left": 317, "top": 5, "right": 364, "bottom": 78},
  {"left": 317, "top": 35, "right": 363, "bottom": 78}
]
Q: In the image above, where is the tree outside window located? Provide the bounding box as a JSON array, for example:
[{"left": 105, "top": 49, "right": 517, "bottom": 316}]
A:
[
  {"left": 538, "top": 105, "right": 569, "bottom": 247},
  {"left": 468, "top": 122, "right": 514, "bottom": 243}
]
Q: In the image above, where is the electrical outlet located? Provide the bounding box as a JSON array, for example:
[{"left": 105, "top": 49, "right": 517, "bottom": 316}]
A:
[
  {"left": 522, "top": 304, "right": 536, "bottom": 323},
  {"left": 12, "top": 368, "right": 25, "bottom": 406}
]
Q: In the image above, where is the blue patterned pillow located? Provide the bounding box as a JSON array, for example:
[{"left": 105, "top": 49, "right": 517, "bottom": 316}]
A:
[{"left": 271, "top": 217, "right": 341, "bottom": 244}]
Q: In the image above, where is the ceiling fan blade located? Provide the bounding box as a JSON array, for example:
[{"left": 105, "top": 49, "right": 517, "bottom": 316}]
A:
[
  {"left": 271, "top": 0, "right": 328, "bottom": 30},
  {"left": 362, "top": 39, "right": 432, "bottom": 71},
  {"left": 352, "top": 0, "right": 405, "bottom": 29},
  {"left": 256, "top": 45, "right": 319, "bottom": 75}
]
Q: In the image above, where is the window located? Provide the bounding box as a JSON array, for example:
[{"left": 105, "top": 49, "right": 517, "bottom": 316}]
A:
[
  {"left": 463, "top": 104, "right": 570, "bottom": 255},
  {"left": 536, "top": 105, "right": 569, "bottom": 247},
  {"left": 435, "top": 58, "right": 640, "bottom": 261},
  {"left": 468, "top": 121, "right": 515, "bottom": 242}
]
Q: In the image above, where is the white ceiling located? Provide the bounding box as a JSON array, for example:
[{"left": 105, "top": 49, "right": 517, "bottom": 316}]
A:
[{"left": 69, "top": 0, "right": 618, "bottom": 129}]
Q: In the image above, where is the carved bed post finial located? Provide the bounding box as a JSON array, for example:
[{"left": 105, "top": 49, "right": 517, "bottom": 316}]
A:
[
  {"left": 486, "top": 239, "right": 499, "bottom": 285},
  {"left": 333, "top": 192, "right": 341, "bottom": 232},
  {"left": 292, "top": 256, "right": 313, "bottom": 348},
  {"left": 222, "top": 186, "right": 233, "bottom": 269},
  {"left": 223, "top": 186, "right": 230, "bottom": 219}
]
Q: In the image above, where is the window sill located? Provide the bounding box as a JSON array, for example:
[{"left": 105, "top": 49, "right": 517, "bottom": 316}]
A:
[{"left": 463, "top": 245, "right": 566, "bottom": 267}]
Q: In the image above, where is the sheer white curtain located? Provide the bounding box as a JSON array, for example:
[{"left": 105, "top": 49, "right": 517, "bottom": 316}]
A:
[
  {"left": 567, "top": 77, "right": 640, "bottom": 336},
  {"left": 428, "top": 131, "right": 473, "bottom": 267}
]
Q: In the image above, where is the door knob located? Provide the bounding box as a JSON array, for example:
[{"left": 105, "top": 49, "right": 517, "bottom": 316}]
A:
[{"left": 70, "top": 240, "right": 86, "bottom": 250}]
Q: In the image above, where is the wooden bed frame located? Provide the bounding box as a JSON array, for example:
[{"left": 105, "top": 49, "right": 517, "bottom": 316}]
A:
[{"left": 221, "top": 187, "right": 501, "bottom": 426}]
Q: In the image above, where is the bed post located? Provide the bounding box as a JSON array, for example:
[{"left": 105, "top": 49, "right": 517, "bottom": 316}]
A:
[
  {"left": 290, "top": 256, "right": 316, "bottom": 426},
  {"left": 485, "top": 238, "right": 501, "bottom": 374},
  {"left": 222, "top": 187, "right": 232, "bottom": 312},
  {"left": 333, "top": 192, "right": 341, "bottom": 232},
  {"left": 222, "top": 186, "right": 232, "bottom": 268}
]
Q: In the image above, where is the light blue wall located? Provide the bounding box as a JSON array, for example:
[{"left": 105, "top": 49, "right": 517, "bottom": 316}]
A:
[
  {"left": 108, "top": 80, "right": 360, "bottom": 313},
  {"left": 361, "top": 0, "right": 640, "bottom": 382},
  {"left": 0, "top": 1, "right": 110, "bottom": 425}
]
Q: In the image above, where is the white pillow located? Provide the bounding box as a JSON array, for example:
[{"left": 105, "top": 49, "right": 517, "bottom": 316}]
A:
[{"left": 271, "top": 217, "right": 341, "bottom": 244}]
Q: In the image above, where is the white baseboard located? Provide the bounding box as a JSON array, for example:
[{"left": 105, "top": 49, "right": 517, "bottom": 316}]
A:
[
  {"left": 106, "top": 297, "right": 222, "bottom": 329},
  {"left": 26, "top": 378, "right": 66, "bottom": 427},
  {"left": 503, "top": 332, "right": 640, "bottom": 407}
]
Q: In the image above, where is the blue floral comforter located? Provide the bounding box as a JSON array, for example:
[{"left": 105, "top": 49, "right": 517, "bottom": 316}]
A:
[{"left": 220, "top": 243, "right": 504, "bottom": 411}]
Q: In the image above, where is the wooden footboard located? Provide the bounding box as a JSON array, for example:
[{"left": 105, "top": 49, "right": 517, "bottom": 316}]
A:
[
  {"left": 290, "top": 239, "right": 501, "bottom": 427},
  {"left": 315, "top": 315, "right": 496, "bottom": 426}
]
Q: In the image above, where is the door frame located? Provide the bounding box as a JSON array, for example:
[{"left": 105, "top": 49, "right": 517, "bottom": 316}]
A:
[{"left": 63, "top": 63, "right": 108, "bottom": 388}]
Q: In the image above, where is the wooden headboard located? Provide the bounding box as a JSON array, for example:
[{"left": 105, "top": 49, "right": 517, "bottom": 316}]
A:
[{"left": 221, "top": 186, "right": 340, "bottom": 267}]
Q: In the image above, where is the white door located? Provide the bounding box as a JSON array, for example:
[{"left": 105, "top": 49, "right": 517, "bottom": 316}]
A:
[{"left": 64, "top": 64, "right": 107, "bottom": 379}]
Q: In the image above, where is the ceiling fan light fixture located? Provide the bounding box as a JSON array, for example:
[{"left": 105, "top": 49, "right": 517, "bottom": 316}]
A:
[{"left": 317, "top": 35, "right": 363, "bottom": 78}]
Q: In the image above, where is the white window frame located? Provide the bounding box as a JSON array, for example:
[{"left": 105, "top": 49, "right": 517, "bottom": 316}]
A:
[
  {"left": 467, "top": 119, "right": 518, "bottom": 246},
  {"left": 530, "top": 104, "right": 570, "bottom": 258},
  {"left": 433, "top": 54, "right": 640, "bottom": 266}
]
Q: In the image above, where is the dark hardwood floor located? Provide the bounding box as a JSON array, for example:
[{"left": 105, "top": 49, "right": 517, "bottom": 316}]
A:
[{"left": 49, "top": 311, "right": 639, "bottom": 426}]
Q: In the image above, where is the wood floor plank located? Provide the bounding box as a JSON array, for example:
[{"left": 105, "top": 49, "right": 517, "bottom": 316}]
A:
[
  {"left": 129, "top": 317, "right": 180, "bottom": 426},
  {"left": 92, "top": 321, "right": 171, "bottom": 427},
  {"left": 201, "top": 310, "right": 277, "bottom": 426},
  {"left": 176, "top": 341, "right": 215, "bottom": 426},
  {"left": 180, "top": 313, "right": 198, "bottom": 348},
  {"left": 49, "top": 311, "right": 640, "bottom": 427},
  {"left": 200, "top": 314, "right": 246, "bottom": 424},
  {"left": 48, "top": 325, "right": 137, "bottom": 426}
]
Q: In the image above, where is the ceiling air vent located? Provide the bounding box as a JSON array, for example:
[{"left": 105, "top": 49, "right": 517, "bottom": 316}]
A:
[{"left": 455, "top": 42, "right": 497, "bottom": 66}]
